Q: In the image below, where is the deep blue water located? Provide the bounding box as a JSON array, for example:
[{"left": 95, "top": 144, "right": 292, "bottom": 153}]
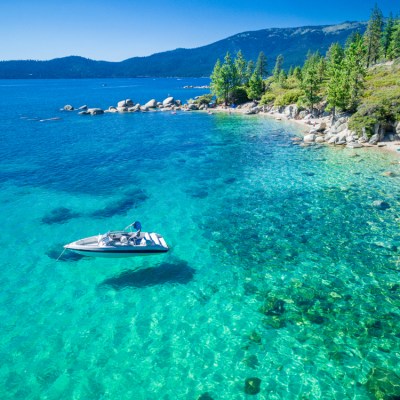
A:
[{"left": 1, "top": 78, "right": 400, "bottom": 399}]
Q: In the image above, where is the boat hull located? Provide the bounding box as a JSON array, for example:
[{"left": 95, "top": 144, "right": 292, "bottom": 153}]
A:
[
  {"left": 67, "top": 248, "right": 169, "bottom": 258},
  {"left": 64, "top": 232, "right": 169, "bottom": 258}
]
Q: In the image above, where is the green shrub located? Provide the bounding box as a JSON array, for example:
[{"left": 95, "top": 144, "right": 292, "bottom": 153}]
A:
[
  {"left": 274, "top": 89, "right": 303, "bottom": 107},
  {"left": 228, "top": 87, "right": 249, "bottom": 105},
  {"left": 194, "top": 94, "right": 213, "bottom": 105},
  {"left": 260, "top": 92, "right": 276, "bottom": 105}
]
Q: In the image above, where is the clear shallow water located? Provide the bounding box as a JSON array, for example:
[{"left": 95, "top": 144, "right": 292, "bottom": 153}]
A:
[{"left": 1, "top": 79, "right": 400, "bottom": 399}]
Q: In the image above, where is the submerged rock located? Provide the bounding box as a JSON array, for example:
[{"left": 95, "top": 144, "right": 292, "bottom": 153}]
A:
[
  {"left": 244, "top": 355, "right": 260, "bottom": 369},
  {"left": 382, "top": 171, "right": 396, "bottom": 177},
  {"left": 372, "top": 200, "right": 390, "bottom": 210},
  {"left": 260, "top": 298, "right": 285, "bottom": 316},
  {"left": 366, "top": 367, "right": 400, "bottom": 399},
  {"left": 244, "top": 377, "right": 261, "bottom": 395},
  {"left": 197, "top": 393, "right": 214, "bottom": 400}
]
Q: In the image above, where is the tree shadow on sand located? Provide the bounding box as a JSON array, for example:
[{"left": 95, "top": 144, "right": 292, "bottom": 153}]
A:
[{"left": 101, "top": 259, "right": 195, "bottom": 290}]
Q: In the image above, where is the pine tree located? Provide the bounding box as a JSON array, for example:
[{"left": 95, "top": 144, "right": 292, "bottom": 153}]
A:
[
  {"left": 246, "top": 60, "right": 255, "bottom": 84},
  {"left": 273, "top": 54, "right": 284, "bottom": 79},
  {"left": 255, "top": 52, "right": 268, "bottom": 78},
  {"left": 210, "top": 52, "right": 240, "bottom": 105},
  {"left": 293, "top": 66, "right": 302, "bottom": 81},
  {"left": 344, "top": 33, "right": 367, "bottom": 112},
  {"left": 388, "top": 20, "right": 400, "bottom": 60},
  {"left": 317, "top": 57, "right": 326, "bottom": 84},
  {"left": 364, "top": 4, "right": 384, "bottom": 67},
  {"left": 300, "top": 51, "right": 322, "bottom": 113},
  {"left": 235, "top": 50, "right": 248, "bottom": 85},
  {"left": 278, "top": 69, "right": 287, "bottom": 88},
  {"left": 247, "top": 71, "right": 264, "bottom": 100},
  {"left": 210, "top": 59, "right": 223, "bottom": 100},
  {"left": 382, "top": 13, "right": 395, "bottom": 58},
  {"left": 325, "top": 43, "right": 347, "bottom": 118}
]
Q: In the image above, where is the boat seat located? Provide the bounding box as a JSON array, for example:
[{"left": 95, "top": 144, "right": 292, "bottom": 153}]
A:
[{"left": 149, "top": 233, "right": 160, "bottom": 245}]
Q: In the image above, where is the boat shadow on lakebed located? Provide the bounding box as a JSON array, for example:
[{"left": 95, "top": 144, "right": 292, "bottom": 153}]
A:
[{"left": 101, "top": 260, "right": 196, "bottom": 289}]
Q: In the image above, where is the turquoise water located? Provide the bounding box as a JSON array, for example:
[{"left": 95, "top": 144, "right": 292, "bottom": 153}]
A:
[{"left": 1, "top": 79, "right": 400, "bottom": 399}]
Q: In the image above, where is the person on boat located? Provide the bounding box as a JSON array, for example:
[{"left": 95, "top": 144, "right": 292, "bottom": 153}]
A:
[{"left": 132, "top": 221, "right": 142, "bottom": 237}]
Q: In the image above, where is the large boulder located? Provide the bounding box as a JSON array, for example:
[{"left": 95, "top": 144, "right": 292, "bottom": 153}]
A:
[
  {"left": 128, "top": 104, "right": 141, "bottom": 112},
  {"left": 369, "top": 134, "right": 380, "bottom": 145},
  {"left": 331, "top": 117, "right": 348, "bottom": 134},
  {"left": 284, "top": 105, "right": 299, "bottom": 119},
  {"left": 163, "top": 96, "right": 175, "bottom": 107},
  {"left": 87, "top": 108, "right": 104, "bottom": 115},
  {"left": 315, "top": 122, "right": 326, "bottom": 132},
  {"left": 144, "top": 99, "right": 157, "bottom": 108},
  {"left": 117, "top": 99, "right": 134, "bottom": 108},
  {"left": 187, "top": 103, "right": 198, "bottom": 111},
  {"left": 63, "top": 104, "right": 74, "bottom": 111},
  {"left": 304, "top": 134, "right": 316, "bottom": 143}
]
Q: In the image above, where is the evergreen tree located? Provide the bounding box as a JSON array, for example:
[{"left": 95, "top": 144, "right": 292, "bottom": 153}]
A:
[
  {"left": 210, "top": 59, "right": 223, "bottom": 100},
  {"left": 364, "top": 4, "right": 384, "bottom": 66},
  {"left": 235, "top": 50, "right": 248, "bottom": 85},
  {"left": 317, "top": 57, "right": 326, "bottom": 84},
  {"left": 288, "top": 66, "right": 294, "bottom": 77},
  {"left": 382, "top": 13, "right": 395, "bottom": 58},
  {"left": 278, "top": 69, "right": 287, "bottom": 88},
  {"left": 273, "top": 54, "right": 284, "bottom": 79},
  {"left": 255, "top": 52, "right": 268, "bottom": 78},
  {"left": 388, "top": 20, "right": 400, "bottom": 60},
  {"left": 344, "top": 33, "right": 367, "bottom": 112},
  {"left": 247, "top": 71, "right": 264, "bottom": 100},
  {"left": 325, "top": 43, "right": 347, "bottom": 117},
  {"left": 210, "top": 52, "right": 240, "bottom": 105},
  {"left": 300, "top": 51, "right": 322, "bottom": 113},
  {"left": 245, "top": 60, "right": 255, "bottom": 84},
  {"left": 293, "top": 66, "right": 302, "bottom": 81}
]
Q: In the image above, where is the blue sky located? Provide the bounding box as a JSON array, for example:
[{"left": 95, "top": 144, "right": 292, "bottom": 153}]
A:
[{"left": 1, "top": 0, "right": 397, "bottom": 61}]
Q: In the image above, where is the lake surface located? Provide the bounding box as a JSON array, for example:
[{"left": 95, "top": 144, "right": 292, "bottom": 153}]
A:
[{"left": 1, "top": 78, "right": 400, "bottom": 399}]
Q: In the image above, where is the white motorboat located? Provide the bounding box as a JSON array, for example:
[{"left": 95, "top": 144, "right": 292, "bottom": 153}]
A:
[{"left": 64, "top": 221, "right": 169, "bottom": 258}]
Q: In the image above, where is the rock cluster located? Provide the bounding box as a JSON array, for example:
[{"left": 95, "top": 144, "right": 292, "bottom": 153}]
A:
[{"left": 62, "top": 96, "right": 200, "bottom": 116}]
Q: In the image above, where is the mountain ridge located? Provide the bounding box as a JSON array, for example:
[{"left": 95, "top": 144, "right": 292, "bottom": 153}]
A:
[{"left": 0, "top": 21, "right": 367, "bottom": 78}]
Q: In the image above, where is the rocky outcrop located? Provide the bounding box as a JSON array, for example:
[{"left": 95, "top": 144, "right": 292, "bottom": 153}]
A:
[{"left": 63, "top": 104, "right": 74, "bottom": 111}]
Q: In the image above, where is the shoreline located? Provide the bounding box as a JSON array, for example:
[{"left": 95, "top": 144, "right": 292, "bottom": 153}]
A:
[{"left": 208, "top": 104, "right": 400, "bottom": 157}]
